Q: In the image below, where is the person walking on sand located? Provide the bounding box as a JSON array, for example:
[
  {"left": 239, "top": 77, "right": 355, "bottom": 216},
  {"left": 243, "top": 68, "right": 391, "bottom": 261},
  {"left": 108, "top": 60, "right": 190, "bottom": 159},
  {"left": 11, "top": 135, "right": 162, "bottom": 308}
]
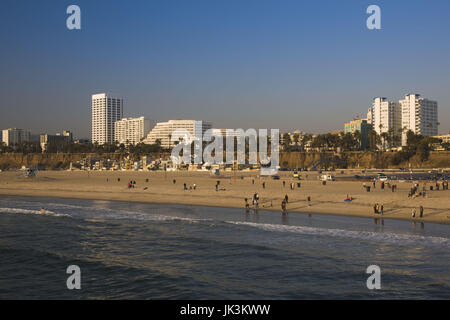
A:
[
  {"left": 284, "top": 194, "right": 289, "bottom": 204},
  {"left": 184, "top": 183, "right": 187, "bottom": 190},
  {"left": 420, "top": 205, "right": 424, "bottom": 218},
  {"left": 412, "top": 207, "right": 416, "bottom": 218},
  {"left": 283, "top": 181, "right": 286, "bottom": 188},
  {"left": 307, "top": 196, "right": 311, "bottom": 207},
  {"left": 380, "top": 204, "right": 384, "bottom": 215}
]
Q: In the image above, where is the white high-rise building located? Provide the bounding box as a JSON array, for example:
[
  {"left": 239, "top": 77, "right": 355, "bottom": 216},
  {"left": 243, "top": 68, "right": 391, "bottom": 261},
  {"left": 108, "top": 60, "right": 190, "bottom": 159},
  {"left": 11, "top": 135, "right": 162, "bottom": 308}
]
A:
[
  {"left": 2, "top": 128, "right": 31, "bottom": 146},
  {"left": 143, "top": 120, "right": 212, "bottom": 149},
  {"left": 367, "top": 97, "right": 402, "bottom": 137},
  {"left": 400, "top": 94, "right": 438, "bottom": 146},
  {"left": 114, "top": 117, "right": 153, "bottom": 145},
  {"left": 91, "top": 93, "right": 123, "bottom": 145}
]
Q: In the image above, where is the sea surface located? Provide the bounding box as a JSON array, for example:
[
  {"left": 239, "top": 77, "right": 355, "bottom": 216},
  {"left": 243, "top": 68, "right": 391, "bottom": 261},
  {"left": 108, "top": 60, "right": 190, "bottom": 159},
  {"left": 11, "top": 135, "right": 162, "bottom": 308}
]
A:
[{"left": 0, "top": 195, "right": 449, "bottom": 299}]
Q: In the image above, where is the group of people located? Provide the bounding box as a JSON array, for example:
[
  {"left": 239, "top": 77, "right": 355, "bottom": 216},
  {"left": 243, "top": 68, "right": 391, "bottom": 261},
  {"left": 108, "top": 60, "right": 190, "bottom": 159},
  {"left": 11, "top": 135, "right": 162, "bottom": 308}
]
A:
[
  {"left": 127, "top": 180, "right": 137, "bottom": 189},
  {"left": 183, "top": 183, "right": 197, "bottom": 190},
  {"left": 411, "top": 206, "right": 424, "bottom": 218},
  {"left": 373, "top": 203, "right": 384, "bottom": 215}
]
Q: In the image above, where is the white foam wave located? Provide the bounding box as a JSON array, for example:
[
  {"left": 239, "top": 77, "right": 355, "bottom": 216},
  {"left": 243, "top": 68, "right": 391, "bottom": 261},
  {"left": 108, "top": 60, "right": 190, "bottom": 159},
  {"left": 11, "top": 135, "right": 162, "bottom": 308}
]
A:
[
  {"left": 226, "top": 221, "right": 450, "bottom": 248},
  {"left": 0, "top": 207, "right": 68, "bottom": 217}
]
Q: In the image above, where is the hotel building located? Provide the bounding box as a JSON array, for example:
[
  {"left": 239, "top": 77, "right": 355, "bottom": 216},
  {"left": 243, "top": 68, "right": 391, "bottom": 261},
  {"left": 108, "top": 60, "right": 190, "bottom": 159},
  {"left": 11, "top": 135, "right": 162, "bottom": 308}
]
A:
[
  {"left": 400, "top": 94, "right": 438, "bottom": 146},
  {"left": 91, "top": 93, "right": 123, "bottom": 145},
  {"left": 114, "top": 117, "right": 153, "bottom": 145},
  {"left": 143, "top": 120, "right": 212, "bottom": 149}
]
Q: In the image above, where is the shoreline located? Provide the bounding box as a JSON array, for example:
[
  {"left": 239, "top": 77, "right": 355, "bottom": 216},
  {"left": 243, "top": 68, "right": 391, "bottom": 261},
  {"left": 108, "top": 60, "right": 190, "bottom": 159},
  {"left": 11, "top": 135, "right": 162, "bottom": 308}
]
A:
[{"left": 0, "top": 170, "right": 449, "bottom": 225}]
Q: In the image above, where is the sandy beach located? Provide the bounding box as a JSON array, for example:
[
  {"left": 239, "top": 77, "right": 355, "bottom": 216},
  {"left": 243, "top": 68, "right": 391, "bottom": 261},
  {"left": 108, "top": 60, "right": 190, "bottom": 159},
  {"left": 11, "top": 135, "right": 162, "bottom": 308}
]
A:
[{"left": 0, "top": 170, "right": 449, "bottom": 224}]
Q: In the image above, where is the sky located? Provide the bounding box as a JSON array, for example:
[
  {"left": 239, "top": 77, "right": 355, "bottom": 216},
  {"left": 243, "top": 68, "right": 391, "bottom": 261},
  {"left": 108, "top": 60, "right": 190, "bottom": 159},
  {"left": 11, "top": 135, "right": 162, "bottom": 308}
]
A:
[{"left": 1, "top": 0, "right": 450, "bottom": 139}]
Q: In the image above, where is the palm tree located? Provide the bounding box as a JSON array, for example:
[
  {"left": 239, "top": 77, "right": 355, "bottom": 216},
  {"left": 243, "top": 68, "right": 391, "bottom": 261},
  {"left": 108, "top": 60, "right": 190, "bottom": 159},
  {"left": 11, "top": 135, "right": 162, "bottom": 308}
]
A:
[
  {"left": 282, "top": 133, "right": 291, "bottom": 150},
  {"left": 353, "top": 130, "right": 361, "bottom": 149},
  {"left": 293, "top": 133, "right": 300, "bottom": 147},
  {"left": 380, "top": 132, "right": 389, "bottom": 150}
]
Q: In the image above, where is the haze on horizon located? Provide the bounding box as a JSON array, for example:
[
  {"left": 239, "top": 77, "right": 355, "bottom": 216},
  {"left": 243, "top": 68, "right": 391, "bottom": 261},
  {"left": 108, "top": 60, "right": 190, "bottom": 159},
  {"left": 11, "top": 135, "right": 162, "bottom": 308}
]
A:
[{"left": 1, "top": 0, "right": 450, "bottom": 139}]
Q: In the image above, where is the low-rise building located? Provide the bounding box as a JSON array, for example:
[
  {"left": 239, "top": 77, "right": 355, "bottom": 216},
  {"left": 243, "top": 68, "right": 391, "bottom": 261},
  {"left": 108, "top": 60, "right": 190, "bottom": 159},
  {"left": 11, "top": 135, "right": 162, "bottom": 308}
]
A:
[
  {"left": 344, "top": 119, "right": 373, "bottom": 150},
  {"left": 40, "top": 130, "right": 73, "bottom": 152}
]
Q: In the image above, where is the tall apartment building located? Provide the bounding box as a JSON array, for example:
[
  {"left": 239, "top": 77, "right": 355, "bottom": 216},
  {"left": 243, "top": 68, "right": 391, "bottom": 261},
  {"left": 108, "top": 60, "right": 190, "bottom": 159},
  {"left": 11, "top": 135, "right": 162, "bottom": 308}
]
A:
[
  {"left": 400, "top": 94, "right": 438, "bottom": 146},
  {"left": 114, "top": 117, "right": 153, "bottom": 145},
  {"left": 143, "top": 120, "right": 212, "bottom": 149},
  {"left": 367, "top": 97, "right": 402, "bottom": 138},
  {"left": 2, "top": 128, "right": 31, "bottom": 146},
  {"left": 91, "top": 93, "right": 123, "bottom": 145}
]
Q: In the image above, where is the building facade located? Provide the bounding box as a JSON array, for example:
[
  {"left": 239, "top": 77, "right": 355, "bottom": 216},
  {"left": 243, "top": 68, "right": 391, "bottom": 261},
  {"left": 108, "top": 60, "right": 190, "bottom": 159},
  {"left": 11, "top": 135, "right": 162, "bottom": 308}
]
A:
[
  {"left": 91, "top": 93, "right": 123, "bottom": 145},
  {"left": 400, "top": 94, "right": 438, "bottom": 146},
  {"left": 367, "top": 97, "right": 402, "bottom": 138},
  {"left": 2, "top": 128, "right": 31, "bottom": 146},
  {"left": 433, "top": 134, "right": 450, "bottom": 144},
  {"left": 40, "top": 130, "right": 73, "bottom": 152},
  {"left": 344, "top": 119, "right": 373, "bottom": 150},
  {"left": 143, "top": 120, "right": 212, "bottom": 149},
  {"left": 114, "top": 117, "right": 153, "bottom": 145}
]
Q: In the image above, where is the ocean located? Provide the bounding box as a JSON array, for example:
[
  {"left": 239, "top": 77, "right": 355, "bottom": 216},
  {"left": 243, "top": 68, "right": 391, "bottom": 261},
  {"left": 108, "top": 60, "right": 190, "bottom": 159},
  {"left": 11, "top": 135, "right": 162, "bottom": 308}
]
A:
[{"left": 0, "top": 195, "right": 449, "bottom": 299}]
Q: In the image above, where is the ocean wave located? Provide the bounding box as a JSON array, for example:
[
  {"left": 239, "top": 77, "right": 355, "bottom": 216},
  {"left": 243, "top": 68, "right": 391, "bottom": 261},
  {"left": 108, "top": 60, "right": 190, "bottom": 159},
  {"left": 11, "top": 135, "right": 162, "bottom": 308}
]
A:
[
  {"left": 225, "top": 221, "right": 450, "bottom": 248},
  {"left": 0, "top": 207, "right": 68, "bottom": 217},
  {"left": 0, "top": 204, "right": 209, "bottom": 224}
]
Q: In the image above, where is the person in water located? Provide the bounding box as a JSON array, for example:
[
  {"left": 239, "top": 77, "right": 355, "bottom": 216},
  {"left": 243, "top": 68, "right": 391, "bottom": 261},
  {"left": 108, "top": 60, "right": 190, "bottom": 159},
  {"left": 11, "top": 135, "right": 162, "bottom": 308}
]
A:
[{"left": 281, "top": 200, "right": 287, "bottom": 214}]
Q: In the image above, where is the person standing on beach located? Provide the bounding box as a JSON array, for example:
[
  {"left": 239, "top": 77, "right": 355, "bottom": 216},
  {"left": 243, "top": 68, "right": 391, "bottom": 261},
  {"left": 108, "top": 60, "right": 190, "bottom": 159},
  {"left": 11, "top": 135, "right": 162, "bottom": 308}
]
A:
[
  {"left": 412, "top": 208, "right": 416, "bottom": 218},
  {"left": 307, "top": 196, "right": 311, "bottom": 206},
  {"left": 420, "top": 206, "right": 424, "bottom": 218},
  {"left": 184, "top": 183, "right": 187, "bottom": 190},
  {"left": 380, "top": 204, "right": 384, "bottom": 215},
  {"left": 283, "top": 181, "right": 286, "bottom": 188},
  {"left": 281, "top": 200, "right": 287, "bottom": 214},
  {"left": 284, "top": 194, "right": 289, "bottom": 204},
  {"left": 262, "top": 182, "right": 266, "bottom": 189}
]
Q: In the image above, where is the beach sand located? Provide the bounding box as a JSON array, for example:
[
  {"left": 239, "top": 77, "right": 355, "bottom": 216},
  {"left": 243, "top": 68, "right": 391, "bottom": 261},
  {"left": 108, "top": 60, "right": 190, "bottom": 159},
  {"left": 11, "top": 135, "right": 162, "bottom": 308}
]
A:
[{"left": 0, "top": 170, "right": 449, "bottom": 224}]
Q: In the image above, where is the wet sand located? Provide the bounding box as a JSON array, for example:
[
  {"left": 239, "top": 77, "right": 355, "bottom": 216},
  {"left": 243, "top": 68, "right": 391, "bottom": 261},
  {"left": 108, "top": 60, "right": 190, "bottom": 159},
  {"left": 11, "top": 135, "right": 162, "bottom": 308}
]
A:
[{"left": 0, "top": 170, "right": 449, "bottom": 224}]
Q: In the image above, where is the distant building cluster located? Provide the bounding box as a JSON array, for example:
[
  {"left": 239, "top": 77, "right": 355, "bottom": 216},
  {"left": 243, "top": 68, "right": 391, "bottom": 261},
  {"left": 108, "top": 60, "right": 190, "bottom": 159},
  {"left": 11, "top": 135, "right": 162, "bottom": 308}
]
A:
[
  {"left": 1, "top": 91, "right": 446, "bottom": 153},
  {"left": 345, "top": 93, "right": 439, "bottom": 150}
]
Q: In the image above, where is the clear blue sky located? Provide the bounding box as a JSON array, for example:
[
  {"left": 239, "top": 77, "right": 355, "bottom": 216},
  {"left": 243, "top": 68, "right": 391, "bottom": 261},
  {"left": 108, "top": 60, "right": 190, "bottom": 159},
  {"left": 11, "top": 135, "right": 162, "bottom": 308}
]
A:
[{"left": 1, "top": 0, "right": 449, "bottom": 138}]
